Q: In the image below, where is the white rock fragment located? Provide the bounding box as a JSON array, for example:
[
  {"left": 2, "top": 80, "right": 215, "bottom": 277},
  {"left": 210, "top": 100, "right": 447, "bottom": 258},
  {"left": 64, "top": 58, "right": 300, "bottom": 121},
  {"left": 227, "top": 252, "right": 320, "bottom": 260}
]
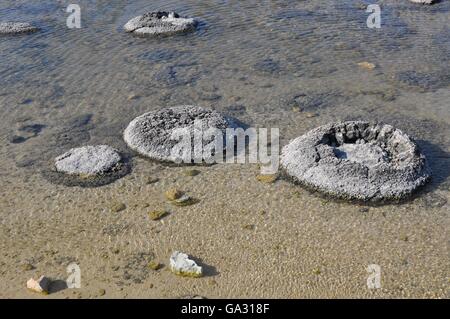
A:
[
  {"left": 169, "top": 251, "right": 203, "bottom": 278},
  {"left": 55, "top": 145, "right": 121, "bottom": 176},
  {"left": 26, "top": 276, "right": 51, "bottom": 294}
]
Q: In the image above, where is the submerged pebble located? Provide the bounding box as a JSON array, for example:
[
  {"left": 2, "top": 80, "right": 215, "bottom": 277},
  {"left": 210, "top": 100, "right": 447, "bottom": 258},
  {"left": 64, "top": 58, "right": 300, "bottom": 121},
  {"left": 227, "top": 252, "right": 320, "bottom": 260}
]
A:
[
  {"left": 148, "top": 210, "right": 168, "bottom": 221},
  {"left": 281, "top": 121, "right": 431, "bottom": 201},
  {"left": 0, "top": 22, "right": 39, "bottom": 34},
  {"left": 169, "top": 251, "right": 203, "bottom": 278},
  {"left": 256, "top": 174, "right": 278, "bottom": 184},
  {"left": 111, "top": 202, "right": 126, "bottom": 213},
  {"left": 124, "top": 11, "right": 197, "bottom": 36},
  {"left": 148, "top": 261, "right": 162, "bottom": 271},
  {"left": 165, "top": 188, "right": 184, "bottom": 201},
  {"left": 357, "top": 61, "right": 376, "bottom": 70}
]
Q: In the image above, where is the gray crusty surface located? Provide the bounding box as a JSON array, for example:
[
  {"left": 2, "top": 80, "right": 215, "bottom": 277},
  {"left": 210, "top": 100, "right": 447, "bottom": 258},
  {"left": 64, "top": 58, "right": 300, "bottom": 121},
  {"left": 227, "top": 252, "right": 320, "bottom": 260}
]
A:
[
  {"left": 409, "top": 0, "right": 435, "bottom": 4},
  {"left": 124, "top": 11, "right": 197, "bottom": 36},
  {"left": 55, "top": 145, "right": 122, "bottom": 176},
  {"left": 124, "top": 105, "right": 237, "bottom": 163},
  {"left": 280, "top": 121, "right": 431, "bottom": 202},
  {"left": 0, "top": 22, "right": 39, "bottom": 34}
]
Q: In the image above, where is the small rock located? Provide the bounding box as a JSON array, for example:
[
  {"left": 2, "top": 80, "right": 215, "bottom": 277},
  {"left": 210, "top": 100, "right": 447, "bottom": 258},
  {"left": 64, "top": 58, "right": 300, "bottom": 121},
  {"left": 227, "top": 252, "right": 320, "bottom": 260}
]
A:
[
  {"left": 179, "top": 295, "right": 207, "bottom": 299},
  {"left": 148, "top": 261, "right": 162, "bottom": 271},
  {"left": 359, "top": 207, "right": 370, "bottom": 213},
  {"left": 304, "top": 112, "right": 318, "bottom": 118},
  {"left": 146, "top": 177, "right": 159, "bottom": 184},
  {"left": 0, "top": 22, "right": 39, "bottom": 34},
  {"left": 26, "top": 276, "right": 51, "bottom": 294},
  {"left": 22, "top": 263, "right": 35, "bottom": 271},
  {"left": 243, "top": 224, "right": 255, "bottom": 230},
  {"left": 111, "top": 202, "right": 126, "bottom": 213},
  {"left": 148, "top": 210, "right": 168, "bottom": 221},
  {"left": 98, "top": 289, "right": 106, "bottom": 296},
  {"left": 208, "top": 279, "right": 217, "bottom": 286},
  {"left": 165, "top": 188, "right": 184, "bottom": 201},
  {"left": 165, "top": 189, "right": 198, "bottom": 206},
  {"left": 256, "top": 174, "right": 278, "bottom": 184},
  {"left": 357, "top": 62, "right": 376, "bottom": 70},
  {"left": 169, "top": 251, "right": 203, "bottom": 278},
  {"left": 312, "top": 268, "right": 322, "bottom": 275},
  {"left": 127, "top": 94, "right": 140, "bottom": 100},
  {"left": 171, "top": 195, "right": 199, "bottom": 207}
]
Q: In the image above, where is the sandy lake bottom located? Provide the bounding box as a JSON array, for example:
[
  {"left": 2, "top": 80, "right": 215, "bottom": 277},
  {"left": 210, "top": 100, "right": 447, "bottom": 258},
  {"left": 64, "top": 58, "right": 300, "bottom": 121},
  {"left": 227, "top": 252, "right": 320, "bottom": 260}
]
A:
[{"left": 0, "top": 0, "right": 448, "bottom": 298}]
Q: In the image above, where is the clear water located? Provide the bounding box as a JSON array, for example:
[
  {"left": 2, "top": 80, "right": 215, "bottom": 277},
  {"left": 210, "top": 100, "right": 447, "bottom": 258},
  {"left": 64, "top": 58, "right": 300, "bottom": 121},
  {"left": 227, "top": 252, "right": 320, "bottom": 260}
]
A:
[{"left": 0, "top": 0, "right": 449, "bottom": 298}]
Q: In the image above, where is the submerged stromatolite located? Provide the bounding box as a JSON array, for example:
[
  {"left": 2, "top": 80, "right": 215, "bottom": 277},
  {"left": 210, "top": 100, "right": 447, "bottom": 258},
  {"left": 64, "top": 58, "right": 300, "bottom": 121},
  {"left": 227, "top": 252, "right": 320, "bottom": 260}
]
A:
[
  {"left": 124, "top": 11, "right": 197, "bottom": 36},
  {"left": 281, "top": 121, "right": 431, "bottom": 201},
  {"left": 0, "top": 22, "right": 39, "bottom": 34},
  {"left": 409, "top": 0, "right": 436, "bottom": 4},
  {"left": 45, "top": 145, "right": 130, "bottom": 187},
  {"left": 124, "top": 105, "right": 239, "bottom": 163}
]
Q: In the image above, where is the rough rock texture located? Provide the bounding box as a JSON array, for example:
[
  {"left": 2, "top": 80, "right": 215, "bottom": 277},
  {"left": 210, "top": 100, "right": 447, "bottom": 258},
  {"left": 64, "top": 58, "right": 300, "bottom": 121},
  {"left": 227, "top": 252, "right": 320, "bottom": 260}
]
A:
[
  {"left": 55, "top": 145, "right": 121, "bottom": 176},
  {"left": 281, "top": 121, "right": 431, "bottom": 202},
  {"left": 45, "top": 145, "right": 130, "bottom": 187},
  {"left": 0, "top": 22, "right": 39, "bottom": 34},
  {"left": 124, "top": 105, "right": 238, "bottom": 163},
  {"left": 26, "top": 276, "right": 51, "bottom": 294},
  {"left": 124, "top": 11, "right": 197, "bottom": 36},
  {"left": 169, "top": 251, "right": 203, "bottom": 278}
]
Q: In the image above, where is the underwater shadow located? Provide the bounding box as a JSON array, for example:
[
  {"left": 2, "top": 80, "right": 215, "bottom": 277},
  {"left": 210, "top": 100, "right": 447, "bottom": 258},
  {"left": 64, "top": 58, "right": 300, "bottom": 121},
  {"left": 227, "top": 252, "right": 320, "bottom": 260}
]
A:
[{"left": 415, "top": 139, "right": 450, "bottom": 192}]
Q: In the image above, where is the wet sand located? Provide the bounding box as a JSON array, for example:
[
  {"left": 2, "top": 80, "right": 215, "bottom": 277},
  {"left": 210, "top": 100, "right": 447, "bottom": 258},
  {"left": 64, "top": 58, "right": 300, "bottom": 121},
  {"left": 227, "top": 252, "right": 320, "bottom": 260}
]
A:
[{"left": 0, "top": 0, "right": 449, "bottom": 298}]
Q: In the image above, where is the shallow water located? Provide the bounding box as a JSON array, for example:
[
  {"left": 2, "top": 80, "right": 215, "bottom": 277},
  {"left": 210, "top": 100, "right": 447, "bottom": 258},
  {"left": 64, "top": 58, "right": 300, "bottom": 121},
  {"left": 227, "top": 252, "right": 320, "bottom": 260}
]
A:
[{"left": 0, "top": 0, "right": 449, "bottom": 298}]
